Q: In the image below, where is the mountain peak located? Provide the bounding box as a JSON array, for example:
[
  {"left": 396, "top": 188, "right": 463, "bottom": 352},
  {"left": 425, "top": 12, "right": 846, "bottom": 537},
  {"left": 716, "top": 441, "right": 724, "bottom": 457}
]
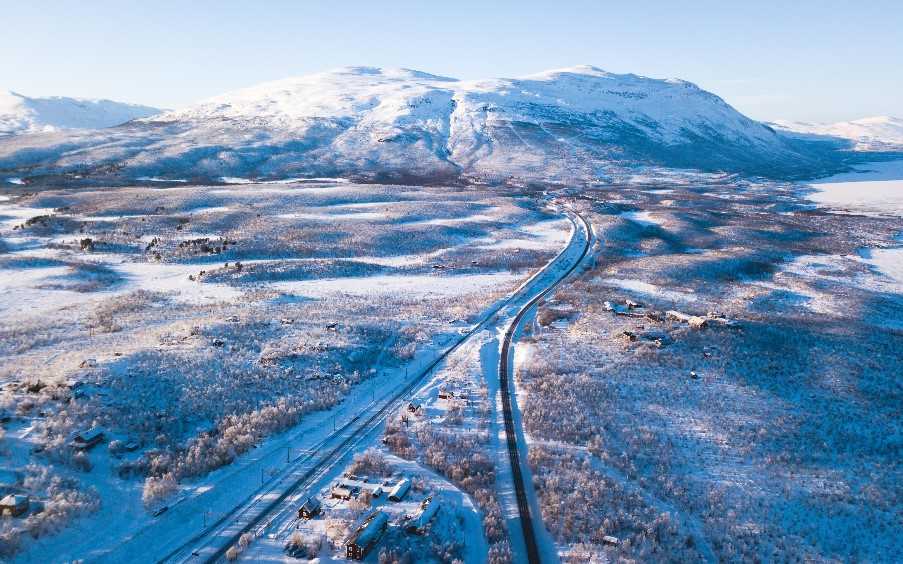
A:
[
  {"left": 325, "top": 66, "right": 459, "bottom": 82},
  {"left": 0, "top": 66, "right": 840, "bottom": 182}
]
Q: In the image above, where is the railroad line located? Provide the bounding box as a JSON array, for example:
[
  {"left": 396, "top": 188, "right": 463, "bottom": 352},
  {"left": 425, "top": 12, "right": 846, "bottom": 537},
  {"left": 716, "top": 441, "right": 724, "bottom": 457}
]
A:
[{"left": 158, "top": 204, "right": 590, "bottom": 563}]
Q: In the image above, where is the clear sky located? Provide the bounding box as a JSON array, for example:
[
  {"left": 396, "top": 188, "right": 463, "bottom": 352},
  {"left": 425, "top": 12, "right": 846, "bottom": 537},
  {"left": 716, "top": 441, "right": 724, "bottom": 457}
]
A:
[{"left": 2, "top": 0, "right": 901, "bottom": 123}]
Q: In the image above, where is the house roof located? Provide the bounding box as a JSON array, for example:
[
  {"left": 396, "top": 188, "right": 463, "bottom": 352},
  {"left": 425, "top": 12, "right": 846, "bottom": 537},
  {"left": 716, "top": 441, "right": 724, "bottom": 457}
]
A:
[
  {"left": 347, "top": 511, "right": 388, "bottom": 546},
  {"left": 75, "top": 427, "right": 104, "bottom": 441},
  {"left": 0, "top": 494, "right": 27, "bottom": 506}
]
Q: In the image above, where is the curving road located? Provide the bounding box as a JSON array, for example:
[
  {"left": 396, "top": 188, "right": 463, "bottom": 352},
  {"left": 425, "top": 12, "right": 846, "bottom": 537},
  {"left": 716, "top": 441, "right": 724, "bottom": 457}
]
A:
[
  {"left": 498, "top": 208, "right": 592, "bottom": 564},
  {"left": 143, "top": 203, "right": 593, "bottom": 563}
]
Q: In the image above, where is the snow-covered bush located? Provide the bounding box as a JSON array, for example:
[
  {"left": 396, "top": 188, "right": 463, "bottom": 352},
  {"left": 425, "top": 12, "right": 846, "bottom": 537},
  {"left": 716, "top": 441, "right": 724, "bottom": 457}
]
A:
[
  {"left": 142, "top": 473, "right": 177, "bottom": 508},
  {"left": 284, "top": 531, "right": 321, "bottom": 559},
  {"left": 347, "top": 448, "right": 391, "bottom": 477}
]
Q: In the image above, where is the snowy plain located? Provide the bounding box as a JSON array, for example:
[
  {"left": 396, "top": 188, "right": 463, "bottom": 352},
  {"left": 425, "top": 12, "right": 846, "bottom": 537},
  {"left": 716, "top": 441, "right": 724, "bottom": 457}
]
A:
[{"left": 0, "top": 180, "right": 573, "bottom": 562}]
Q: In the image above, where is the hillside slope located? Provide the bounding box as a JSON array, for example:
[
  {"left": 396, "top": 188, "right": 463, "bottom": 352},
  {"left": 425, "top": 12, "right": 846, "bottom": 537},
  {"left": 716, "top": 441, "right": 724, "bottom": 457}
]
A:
[{"left": 0, "top": 67, "right": 842, "bottom": 184}]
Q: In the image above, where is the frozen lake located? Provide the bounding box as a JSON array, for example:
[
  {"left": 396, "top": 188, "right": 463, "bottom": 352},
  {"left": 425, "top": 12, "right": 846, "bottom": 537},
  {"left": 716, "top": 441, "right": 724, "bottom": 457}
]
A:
[
  {"left": 808, "top": 159, "right": 903, "bottom": 291},
  {"left": 809, "top": 159, "right": 903, "bottom": 217}
]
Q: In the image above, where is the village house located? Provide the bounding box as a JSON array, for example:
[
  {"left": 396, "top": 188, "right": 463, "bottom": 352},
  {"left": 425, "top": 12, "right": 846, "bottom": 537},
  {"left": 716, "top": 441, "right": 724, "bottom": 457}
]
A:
[
  {"left": 388, "top": 478, "right": 410, "bottom": 502},
  {"left": 297, "top": 497, "right": 321, "bottom": 519},
  {"left": 0, "top": 494, "right": 29, "bottom": 517},
  {"left": 331, "top": 483, "right": 358, "bottom": 500},
  {"left": 345, "top": 511, "right": 389, "bottom": 560},
  {"left": 406, "top": 495, "right": 440, "bottom": 534},
  {"left": 70, "top": 427, "right": 105, "bottom": 450}
]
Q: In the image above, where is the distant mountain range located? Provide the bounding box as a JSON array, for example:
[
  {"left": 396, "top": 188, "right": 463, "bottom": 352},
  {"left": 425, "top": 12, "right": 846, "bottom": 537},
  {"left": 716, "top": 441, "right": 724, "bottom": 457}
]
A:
[
  {"left": 771, "top": 116, "right": 903, "bottom": 151},
  {"left": 0, "top": 67, "right": 898, "bottom": 186},
  {"left": 0, "top": 90, "right": 160, "bottom": 136}
]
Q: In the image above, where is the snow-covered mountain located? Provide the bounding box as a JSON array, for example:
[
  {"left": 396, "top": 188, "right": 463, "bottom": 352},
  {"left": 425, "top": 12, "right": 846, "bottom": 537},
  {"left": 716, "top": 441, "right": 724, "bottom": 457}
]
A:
[
  {"left": 0, "top": 91, "right": 160, "bottom": 136},
  {"left": 771, "top": 116, "right": 903, "bottom": 151},
  {"left": 0, "top": 67, "right": 843, "bottom": 184}
]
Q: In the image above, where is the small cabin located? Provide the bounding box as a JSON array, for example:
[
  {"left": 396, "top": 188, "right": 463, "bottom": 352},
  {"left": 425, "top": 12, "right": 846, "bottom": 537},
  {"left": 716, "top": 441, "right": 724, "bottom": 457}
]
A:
[
  {"left": 437, "top": 388, "right": 454, "bottom": 400},
  {"left": 345, "top": 511, "right": 389, "bottom": 560},
  {"left": 331, "top": 483, "right": 358, "bottom": 500},
  {"left": 388, "top": 478, "right": 411, "bottom": 502},
  {"left": 602, "top": 535, "right": 620, "bottom": 546},
  {"left": 406, "top": 495, "right": 440, "bottom": 534},
  {"left": 298, "top": 497, "right": 321, "bottom": 519},
  {"left": 71, "top": 427, "right": 105, "bottom": 450},
  {"left": 0, "top": 494, "right": 28, "bottom": 517}
]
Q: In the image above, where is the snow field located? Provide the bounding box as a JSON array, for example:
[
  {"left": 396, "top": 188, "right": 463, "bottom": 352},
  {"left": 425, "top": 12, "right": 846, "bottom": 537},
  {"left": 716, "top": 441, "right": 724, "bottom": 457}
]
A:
[
  {"left": 0, "top": 181, "right": 570, "bottom": 561},
  {"left": 515, "top": 180, "right": 902, "bottom": 562}
]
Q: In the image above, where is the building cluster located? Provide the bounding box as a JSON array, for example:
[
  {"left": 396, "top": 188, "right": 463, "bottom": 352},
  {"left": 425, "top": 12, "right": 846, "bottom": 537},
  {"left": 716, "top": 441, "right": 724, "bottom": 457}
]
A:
[{"left": 296, "top": 473, "right": 441, "bottom": 560}]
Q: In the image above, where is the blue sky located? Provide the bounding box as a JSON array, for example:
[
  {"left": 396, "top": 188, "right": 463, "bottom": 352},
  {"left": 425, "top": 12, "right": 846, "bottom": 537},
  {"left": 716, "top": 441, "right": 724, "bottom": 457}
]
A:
[{"left": 2, "top": 0, "right": 901, "bottom": 122}]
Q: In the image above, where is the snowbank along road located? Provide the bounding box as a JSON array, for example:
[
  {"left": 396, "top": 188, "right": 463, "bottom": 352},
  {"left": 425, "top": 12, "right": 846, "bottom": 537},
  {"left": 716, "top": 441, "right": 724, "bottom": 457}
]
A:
[{"left": 132, "top": 201, "right": 592, "bottom": 563}]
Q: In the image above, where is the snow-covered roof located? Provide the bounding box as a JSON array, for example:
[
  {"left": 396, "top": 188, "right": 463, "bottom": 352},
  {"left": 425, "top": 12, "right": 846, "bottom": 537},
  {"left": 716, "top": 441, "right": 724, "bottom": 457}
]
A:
[
  {"left": 0, "top": 494, "right": 28, "bottom": 507},
  {"left": 73, "top": 427, "right": 104, "bottom": 442},
  {"left": 346, "top": 510, "right": 388, "bottom": 547},
  {"left": 388, "top": 478, "right": 411, "bottom": 500}
]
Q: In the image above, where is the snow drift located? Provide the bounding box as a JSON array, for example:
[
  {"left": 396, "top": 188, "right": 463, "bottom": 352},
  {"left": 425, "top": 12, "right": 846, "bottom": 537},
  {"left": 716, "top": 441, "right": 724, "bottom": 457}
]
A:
[{"left": 0, "top": 67, "right": 856, "bottom": 184}]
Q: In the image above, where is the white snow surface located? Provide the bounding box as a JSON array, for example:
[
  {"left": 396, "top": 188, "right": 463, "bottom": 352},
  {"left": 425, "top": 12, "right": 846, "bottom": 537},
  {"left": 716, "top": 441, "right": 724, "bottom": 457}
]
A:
[
  {"left": 0, "top": 90, "right": 160, "bottom": 135},
  {"left": 772, "top": 116, "right": 903, "bottom": 151}
]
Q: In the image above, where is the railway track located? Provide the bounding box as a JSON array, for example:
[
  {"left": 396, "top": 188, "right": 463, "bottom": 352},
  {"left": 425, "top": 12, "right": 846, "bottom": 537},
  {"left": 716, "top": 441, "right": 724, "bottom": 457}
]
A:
[
  {"left": 498, "top": 208, "right": 592, "bottom": 564},
  {"left": 156, "top": 204, "right": 591, "bottom": 563}
]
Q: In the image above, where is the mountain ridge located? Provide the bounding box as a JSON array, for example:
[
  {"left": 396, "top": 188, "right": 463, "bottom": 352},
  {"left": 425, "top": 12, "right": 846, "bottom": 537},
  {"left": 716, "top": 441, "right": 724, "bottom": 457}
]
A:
[
  {"left": 770, "top": 116, "right": 903, "bottom": 151},
  {"left": 0, "top": 67, "right": 867, "bottom": 185}
]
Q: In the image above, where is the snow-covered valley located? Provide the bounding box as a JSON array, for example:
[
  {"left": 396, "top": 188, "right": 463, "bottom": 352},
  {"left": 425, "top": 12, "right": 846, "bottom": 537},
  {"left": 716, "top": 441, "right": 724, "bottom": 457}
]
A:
[
  {"left": 0, "top": 180, "right": 574, "bottom": 562},
  {"left": 0, "top": 60, "right": 901, "bottom": 564}
]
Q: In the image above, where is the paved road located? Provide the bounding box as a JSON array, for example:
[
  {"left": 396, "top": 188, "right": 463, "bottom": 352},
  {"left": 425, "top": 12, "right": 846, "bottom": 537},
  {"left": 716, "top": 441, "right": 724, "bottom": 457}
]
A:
[
  {"left": 498, "top": 209, "right": 592, "bottom": 564},
  {"left": 154, "top": 204, "right": 592, "bottom": 563}
]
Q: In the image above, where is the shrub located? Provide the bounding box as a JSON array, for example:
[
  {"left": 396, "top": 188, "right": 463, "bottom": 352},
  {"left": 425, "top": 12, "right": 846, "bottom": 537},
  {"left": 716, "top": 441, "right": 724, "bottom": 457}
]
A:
[
  {"left": 142, "top": 473, "right": 177, "bottom": 508},
  {"left": 347, "top": 448, "right": 391, "bottom": 477}
]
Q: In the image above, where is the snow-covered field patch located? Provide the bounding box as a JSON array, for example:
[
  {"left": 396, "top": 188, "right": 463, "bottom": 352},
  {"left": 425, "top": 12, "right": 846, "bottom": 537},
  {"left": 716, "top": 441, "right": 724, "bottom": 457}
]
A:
[
  {"left": 271, "top": 272, "right": 520, "bottom": 299},
  {"left": 619, "top": 210, "right": 665, "bottom": 227}
]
